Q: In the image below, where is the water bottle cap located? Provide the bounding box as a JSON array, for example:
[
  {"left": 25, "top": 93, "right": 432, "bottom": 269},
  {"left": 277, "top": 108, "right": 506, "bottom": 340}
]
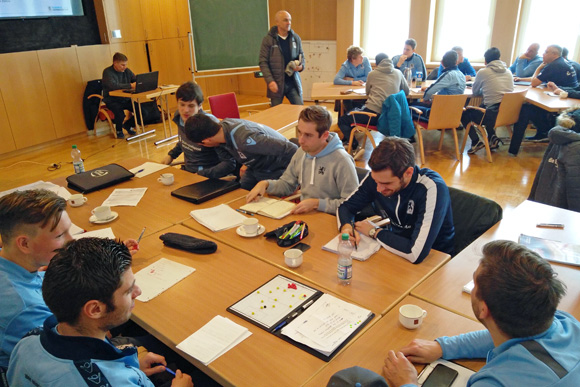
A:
[
  {"left": 341, "top": 233, "right": 350, "bottom": 240},
  {"left": 72, "top": 145, "right": 77, "bottom": 149}
]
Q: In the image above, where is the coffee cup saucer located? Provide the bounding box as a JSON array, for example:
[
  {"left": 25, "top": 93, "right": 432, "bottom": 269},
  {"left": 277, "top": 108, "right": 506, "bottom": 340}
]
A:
[
  {"left": 89, "top": 211, "right": 119, "bottom": 224},
  {"left": 236, "top": 224, "right": 265, "bottom": 238},
  {"left": 68, "top": 202, "right": 85, "bottom": 207}
]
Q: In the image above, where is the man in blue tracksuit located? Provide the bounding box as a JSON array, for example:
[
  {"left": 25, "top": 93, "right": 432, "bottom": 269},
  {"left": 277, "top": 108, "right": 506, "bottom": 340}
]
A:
[
  {"left": 382, "top": 240, "right": 580, "bottom": 387},
  {"left": 337, "top": 137, "right": 454, "bottom": 263}
]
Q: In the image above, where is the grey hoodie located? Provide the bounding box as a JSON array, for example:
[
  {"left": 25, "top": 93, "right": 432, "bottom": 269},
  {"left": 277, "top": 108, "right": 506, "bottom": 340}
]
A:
[
  {"left": 472, "top": 60, "right": 514, "bottom": 107},
  {"left": 365, "top": 58, "right": 409, "bottom": 113},
  {"left": 265, "top": 132, "right": 359, "bottom": 214}
]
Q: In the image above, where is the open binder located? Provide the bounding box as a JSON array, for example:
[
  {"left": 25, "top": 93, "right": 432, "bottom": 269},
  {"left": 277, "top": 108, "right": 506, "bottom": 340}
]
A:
[{"left": 227, "top": 275, "right": 374, "bottom": 361}]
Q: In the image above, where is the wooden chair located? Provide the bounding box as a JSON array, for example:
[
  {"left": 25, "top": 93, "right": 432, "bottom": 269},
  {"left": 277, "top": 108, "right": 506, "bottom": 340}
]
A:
[
  {"left": 208, "top": 92, "right": 241, "bottom": 119},
  {"left": 460, "top": 89, "right": 528, "bottom": 162},
  {"left": 346, "top": 111, "right": 378, "bottom": 160},
  {"left": 87, "top": 94, "right": 131, "bottom": 139},
  {"left": 409, "top": 94, "right": 468, "bottom": 165}
]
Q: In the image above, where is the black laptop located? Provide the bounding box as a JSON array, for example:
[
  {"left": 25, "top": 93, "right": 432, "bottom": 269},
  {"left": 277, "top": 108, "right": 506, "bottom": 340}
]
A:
[
  {"left": 171, "top": 179, "right": 241, "bottom": 204},
  {"left": 123, "top": 71, "right": 159, "bottom": 94}
]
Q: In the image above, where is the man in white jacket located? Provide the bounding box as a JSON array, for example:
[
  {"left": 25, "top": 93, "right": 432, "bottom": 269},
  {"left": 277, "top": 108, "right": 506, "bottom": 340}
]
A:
[{"left": 246, "top": 106, "right": 359, "bottom": 214}]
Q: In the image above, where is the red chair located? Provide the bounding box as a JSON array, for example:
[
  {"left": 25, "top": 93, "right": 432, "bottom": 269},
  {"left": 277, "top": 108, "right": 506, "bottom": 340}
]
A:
[{"left": 208, "top": 92, "right": 241, "bottom": 119}]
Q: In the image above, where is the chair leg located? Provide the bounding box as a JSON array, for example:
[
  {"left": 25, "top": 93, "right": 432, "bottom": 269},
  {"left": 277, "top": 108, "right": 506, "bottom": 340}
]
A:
[
  {"left": 460, "top": 123, "right": 472, "bottom": 155},
  {"left": 347, "top": 128, "right": 356, "bottom": 154},
  {"left": 415, "top": 125, "right": 426, "bottom": 165},
  {"left": 438, "top": 129, "right": 445, "bottom": 150},
  {"left": 476, "top": 126, "right": 493, "bottom": 163},
  {"left": 451, "top": 128, "right": 460, "bottom": 161},
  {"left": 366, "top": 131, "right": 377, "bottom": 149}
]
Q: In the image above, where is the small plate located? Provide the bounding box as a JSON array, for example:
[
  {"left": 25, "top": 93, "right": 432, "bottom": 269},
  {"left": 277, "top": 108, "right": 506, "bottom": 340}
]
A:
[
  {"left": 236, "top": 224, "right": 266, "bottom": 238},
  {"left": 89, "top": 211, "right": 119, "bottom": 224}
]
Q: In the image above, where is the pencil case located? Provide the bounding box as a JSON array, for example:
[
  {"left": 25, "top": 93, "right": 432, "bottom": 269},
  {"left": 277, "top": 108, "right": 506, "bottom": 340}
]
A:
[
  {"left": 159, "top": 232, "right": 217, "bottom": 254},
  {"left": 264, "top": 220, "right": 308, "bottom": 247}
]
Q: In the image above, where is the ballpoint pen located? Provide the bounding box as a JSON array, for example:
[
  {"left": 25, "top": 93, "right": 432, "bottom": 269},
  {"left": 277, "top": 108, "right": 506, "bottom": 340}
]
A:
[
  {"left": 137, "top": 227, "right": 146, "bottom": 243},
  {"left": 236, "top": 209, "right": 254, "bottom": 215},
  {"left": 350, "top": 221, "right": 358, "bottom": 251}
]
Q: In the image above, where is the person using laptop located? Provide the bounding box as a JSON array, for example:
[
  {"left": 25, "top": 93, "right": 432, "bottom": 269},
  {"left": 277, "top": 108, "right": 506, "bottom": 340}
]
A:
[
  {"left": 246, "top": 105, "right": 358, "bottom": 215},
  {"left": 184, "top": 113, "right": 298, "bottom": 190},
  {"left": 161, "top": 82, "right": 236, "bottom": 178},
  {"left": 102, "top": 52, "right": 138, "bottom": 139}
]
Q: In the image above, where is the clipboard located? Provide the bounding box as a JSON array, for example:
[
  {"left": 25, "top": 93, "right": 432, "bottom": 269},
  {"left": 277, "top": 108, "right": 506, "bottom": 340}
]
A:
[{"left": 227, "top": 275, "right": 374, "bottom": 361}]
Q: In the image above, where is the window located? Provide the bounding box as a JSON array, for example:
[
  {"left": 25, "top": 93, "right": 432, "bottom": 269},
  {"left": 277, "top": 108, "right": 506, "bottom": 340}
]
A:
[
  {"left": 515, "top": 0, "right": 580, "bottom": 61},
  {"left": 432, "top": 0, "right": 496, "bottom": 63},
  {"left": 361, "top": 0, "right": 411, "bottom": 59}
]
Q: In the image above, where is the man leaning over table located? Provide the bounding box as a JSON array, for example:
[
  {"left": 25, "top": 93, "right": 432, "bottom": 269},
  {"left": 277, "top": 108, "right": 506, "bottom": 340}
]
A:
[
  {"left": 185, "top": 113, "right": 298, "bottom": 190},
  {"left": 161, "top": 81, "right": 236, "bottom": 178},
  {"left": 246, "top": 105, "right": 358, "bottom": 215},
  {"left": 515, "top": 44, "right": 578, "bottom": 88},
  {"left": 337, "top": 137, "right": 455, "bottom": 264},
  {"left": 334, "top": 45, "right": 372, "bottom": 115},
  {"left": 509, "top": 43, "right": 542, "bottom": 78},
  {"left": 7, "top": 238, "right": 193, "bottom": 387},
  {"left": 392, "top": 38, "right": 427, "bottom": 80},
  {"left": 382, "top": 240, "right": 580, "bottom": 387}
]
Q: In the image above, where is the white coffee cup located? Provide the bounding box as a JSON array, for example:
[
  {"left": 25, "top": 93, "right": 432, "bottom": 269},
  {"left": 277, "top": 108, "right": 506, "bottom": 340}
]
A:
[
  {"left": 91, "top": 206, "right": 112, "bottom": 221},
  {"left": 242, "top": 218, "right": 259, "bottom": 235},
  {"left": 399, "top": 304, "right": 427, "bottom": 329},
  {"left": 68, "top": 194, "right": 88, "bottom": 207},
  {"left": 559, "top": 91, "right": 568, "bottom": 99},
  {"left": 284, "top": 248, "right": 303, "bottom": 268},
  {"left": 157, "top": 173, "right": 174, "bottom": 185}
]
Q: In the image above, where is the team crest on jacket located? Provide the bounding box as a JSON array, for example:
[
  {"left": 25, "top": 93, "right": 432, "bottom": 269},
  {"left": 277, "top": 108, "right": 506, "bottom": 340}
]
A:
[
  {"left": 318, "top": 166, "right": 326, "bottom": 175},
  {"left": 407, "top": 200, "right": 414, "bottom": 214},
  {"left": 246, "top": 137, "right": 257, "bottom": 146}
]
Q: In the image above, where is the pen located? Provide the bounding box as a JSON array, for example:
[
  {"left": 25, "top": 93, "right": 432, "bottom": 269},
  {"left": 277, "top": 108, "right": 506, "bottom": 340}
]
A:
[
  {"left": 536, "top": 223, "right": 564, "bottom": 229},
  {"left": 164, "top": 367, "right": 176, "bottom": 376},
  {"left": 137, "top": 227, "right": 146, "bottom": 243},
  {"left": 236, "top": 209, "right": 254, "bottom": 215},
  {"left": 273, "top": 320, "right": 287, "bottom": 332},
  {"left": 351, "top": 221, "right": 358, "bottom": 251},
  {"left": 135, "top": 169, "right": 145, "bottom": 174}
]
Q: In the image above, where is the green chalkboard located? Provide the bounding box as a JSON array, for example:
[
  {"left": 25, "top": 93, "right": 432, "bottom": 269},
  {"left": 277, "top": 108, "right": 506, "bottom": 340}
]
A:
[{"left": 189, "top": 0, "right": 269, "bottom": 71}]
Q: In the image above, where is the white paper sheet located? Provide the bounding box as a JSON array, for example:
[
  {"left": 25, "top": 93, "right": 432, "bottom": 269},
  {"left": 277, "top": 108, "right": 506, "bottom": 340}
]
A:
[
  {"left": 322, "top": 233, "right": 381, "bottom": 261},
  {"left": 190, "top": 204, "right": 247, "bottom": 232},
  {"left": 130, "top": 162, "right": 170, "bottom": 178},
  {"left": 73, "top": 227, "right": 116, "bottom": 240},
  {"left": 0, "top": 181, "right": 71, "bottom": 200},
  {"left": 177, "top": 315, "right": 251, "bottom": 366},
  {"left": 135, "top": 258, "right": 195, "bottom": 302},
  {"left": 102, "top": 188, "right": 147, "bottom": 207},
  {"left": 69, "top": 223, "right": 86, "bottom": 236}
]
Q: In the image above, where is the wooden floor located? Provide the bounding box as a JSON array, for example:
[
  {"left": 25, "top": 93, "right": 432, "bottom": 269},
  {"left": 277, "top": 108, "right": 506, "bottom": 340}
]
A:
[{"left": 0, "top": 99, "right": 546, "bottom": 216}]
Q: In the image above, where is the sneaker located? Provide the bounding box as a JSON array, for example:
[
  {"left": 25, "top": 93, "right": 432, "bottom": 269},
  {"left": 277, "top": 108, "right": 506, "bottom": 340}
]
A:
[
  {"left": 126, "top": 128, "right": 137, "bottom": 136},
  {"left": 116, "top": 131, "right": 125, "bottom": 139},
  {"left": 489, "top": 135, "right": 503, "bottom": 150},
  {"left": 525, "top": 134, "right": 548, "bottom": 142},
  {"left": 467, "top": 140, "right": 485, "bottom": 154}
]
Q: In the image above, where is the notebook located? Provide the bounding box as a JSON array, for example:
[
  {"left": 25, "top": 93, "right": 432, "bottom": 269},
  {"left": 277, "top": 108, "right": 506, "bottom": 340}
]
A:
[
  {"left": 123, "top": 71, "right": 159, "bottom": 94},
  {"left": 171, "top": 179, "right": 240, "bottom": 204},
  {"left": 322, "top": 233, "right": 381, "bottom": 261},
  {"left": 239, "top": 197, "right": 296, "bottom": 219},
  {"left": 66, "top": 164, "right": 134, "bottom": 193},
  {"left": 518, "top": 234, "right": 580, "bottom": 267}
]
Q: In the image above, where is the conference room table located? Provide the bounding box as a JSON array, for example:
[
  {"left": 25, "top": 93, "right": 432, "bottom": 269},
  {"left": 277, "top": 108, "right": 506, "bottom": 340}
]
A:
[
  {"left": 411, "top": 200, "right": 580, "bottom": 321},
  {"left": 182, "top": 196, "right": 451, "bottom": 316},
  {"left": 130, "top": 224, "right": 378, "bottom": 387},
  {"left": 303, "top": 296, "right": 485, "bottom": 386},
  {"left": 246, "top": 103, "right": 304, "bottom": 133}
]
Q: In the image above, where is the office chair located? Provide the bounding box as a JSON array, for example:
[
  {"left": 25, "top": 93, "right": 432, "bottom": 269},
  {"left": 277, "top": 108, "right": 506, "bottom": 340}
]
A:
[{"left": 208, "top": 92, "right": 241, "bottom": 119}]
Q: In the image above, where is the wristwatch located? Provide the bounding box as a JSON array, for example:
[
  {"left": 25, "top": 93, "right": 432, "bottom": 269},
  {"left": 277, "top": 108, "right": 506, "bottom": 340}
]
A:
[{"left": 369, "top": 227, "right": 380, "bottom": 239}]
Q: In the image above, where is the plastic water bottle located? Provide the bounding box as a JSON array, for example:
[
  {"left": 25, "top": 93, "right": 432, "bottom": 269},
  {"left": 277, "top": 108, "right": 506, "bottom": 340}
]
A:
[
  {"left": 337, "top": 233, "right": 353, "bottom": 285},
  {"left": 416, "top": 71, "right": 423, "bottom": 88},
  {"left": 71, "top": 145, "right": 85, "bottom": 174},
  {"left": 404, "top": 67, "right": 413, "bottom": 87}
]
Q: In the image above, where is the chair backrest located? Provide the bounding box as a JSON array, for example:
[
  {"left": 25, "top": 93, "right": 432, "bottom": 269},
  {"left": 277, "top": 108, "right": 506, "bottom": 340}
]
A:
[
  {"left": 448, "top": 187, "right": 503, "bottom": 255},
  {"left": 494, "top": 89, "right": 528, "bottom": 128},
  {"left": 208, "top": 92, "right": 240, "bottom": 119},
  {"left": 425, "top": 94, "right": 468, "bottom": 130}
]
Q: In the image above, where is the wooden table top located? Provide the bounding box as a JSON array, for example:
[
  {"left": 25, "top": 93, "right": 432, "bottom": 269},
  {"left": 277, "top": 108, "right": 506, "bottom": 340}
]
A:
[
  {"left": 519, "top": 86, "right": 580, "bottom": 112},
  {"left": 245, "top": 104, "right": 305, "bottom": 133},
  {"left": 411, "top": 200, "right": 580, "bottom": 320},
  {"left": 303, "top": 296, "right": 484, "bottom": 386},
  {"left": 131, "top": 224, "right": 378, "bottom": 387},
  {"left": 182, "top": 196, "right": 451, "bottom": 316},
  {"left": 109, "top": 85, "right": 179, "bottom": 100}
]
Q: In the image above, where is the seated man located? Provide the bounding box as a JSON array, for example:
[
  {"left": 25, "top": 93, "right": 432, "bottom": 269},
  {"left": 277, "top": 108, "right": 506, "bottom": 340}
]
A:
[
  {"left": 437, "top": 46, "right": 476, "bottom": 80},
  {"left": 337, "top": 53, "right": 409, "bottom": 151},
  {"left": 161, "top": 82, "right": 236, "bottom": 178},
  {"left": 7, "top": 238, "right": 192, "bottom": 386},
  {"left": 392, "top": 38, "right": 427, "bottom": 80},
  {"left": 515, "top": 44, "right": 578, "bottom": 88},
  {"left": 383, "top": 240, "right": 580, "bottom": 386},
  {"left": 246, "top": 106, "right": 358, "bottom": 215},
  {"left": 411, "top": 50, "right": 466, "bottom": 119},
  {"left": 562, "top": 47, "right": 580, "bottom": 83},
  {"left": 334, "top": 45, "right": 372, "bottom": 114},
  {"left": 337, "top": 137, "right": 455, "bottom": 264},
  {"left": 185, "top": 113, "right": 298, "bottom": 190},
  {"left": 509, "top": 43, "right": 542, "bottom": 78},
  {"left": 0, "top": 189, "right": 138, "bottom": 380},
  {"left": 102, "top": 52, "right": 138, "bottom": 139},
  {"left": 461, "top": 47, "right": 513, "bottom": 154}
]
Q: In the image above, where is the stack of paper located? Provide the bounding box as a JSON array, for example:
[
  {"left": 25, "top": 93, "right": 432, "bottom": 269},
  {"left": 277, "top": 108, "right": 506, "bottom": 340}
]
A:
[
  {"left": 190, "top": 204, "right": 247, "bottom": 232},
  {"left": 102, "top": 188, "right": 147, "bottom": 207},
  {"left": 135, "top": 258, "right": 196, "bottom": 302},
  {"left": 177, "top": 315, "right": 252, "bottom": 365},
  {"left": 239, "top": 197, "right": 295, "bottom": 219},
  {"left": 129, "top": 162, "right": 169, "bottom": 178},
  {"left": 322, "top": 233, "right": 381, "bottom": 261},
  {"left": 0, "top": 180, "right": 71, "bottom": 200},
  {"left": 73, "top": 227, "right": 115, "bottom": 240},
  {"left": 281, "top": 293, "right": 372, "bottom": 356}
]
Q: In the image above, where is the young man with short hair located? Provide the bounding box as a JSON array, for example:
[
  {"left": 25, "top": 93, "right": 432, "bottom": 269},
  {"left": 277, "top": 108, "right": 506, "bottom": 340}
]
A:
[
  {"left": 383, "top": 240, "right": 580, "bottom": 386},
  {"left": 185, "top": 113, "right": 298, "bottom": 190},
  {"left": 161, "top": 81, "right": 236, "bottom": 178},
  {"left": 246, "top": 106, "right": 358, "bottom": 214},
  {"left": 392, "top": 38, "right": 427, "bottom": 80},
  {"left": 7, "top": 238, "right": 192, "bottom": 387},
  {"left": 338, "top": 137, "right": 455, "bottom": 263}
]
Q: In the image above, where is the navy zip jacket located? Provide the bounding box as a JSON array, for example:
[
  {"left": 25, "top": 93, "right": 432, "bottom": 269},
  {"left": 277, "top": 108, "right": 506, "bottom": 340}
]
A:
[{"left": 338, "top": 166, "right": 455, "bottom": 263}]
